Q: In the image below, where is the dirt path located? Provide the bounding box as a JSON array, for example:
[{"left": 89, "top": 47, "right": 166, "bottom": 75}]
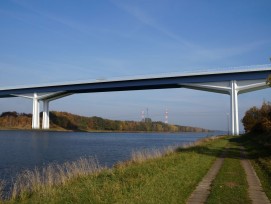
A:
[
  {"left": 186, "top": 150, "right": 227, "bottom": 204},
  {"left": 186, "top": 145, "right": 270, "bottom": 204},
  {"left": 241, "top": 148, "right": 270, "bottom": 204}
]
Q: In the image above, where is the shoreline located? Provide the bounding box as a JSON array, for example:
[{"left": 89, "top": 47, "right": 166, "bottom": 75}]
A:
[
  {"left": 0, "top": 135, "right": 224, "bottom": 201},
  {"left": 0, "top": 128, "right": 214, "bottom": 134}
]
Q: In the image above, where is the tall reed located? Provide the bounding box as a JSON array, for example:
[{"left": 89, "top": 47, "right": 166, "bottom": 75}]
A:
[
  {"left": 7, "top": 135, "right": 222, "bottom": 200},
  {"left": 10, "top": 157, "right": 102, "bottom": 200},
  {"left": 131, "top": 145, "right": 177, "bottom": 163},
  {"left": 130, "top": 136, "right": 222, "bottom": 163},
  {"left": 0, "top": 180, "right": 4, "bottom": 200},
  {"left": 181, "top": 136, "right": 221, "bottom": 149}
]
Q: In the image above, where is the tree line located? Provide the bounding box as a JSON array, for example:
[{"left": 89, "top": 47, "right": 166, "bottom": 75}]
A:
[{"left": 0, "top": 111, "right": 210, "bottom": 132}]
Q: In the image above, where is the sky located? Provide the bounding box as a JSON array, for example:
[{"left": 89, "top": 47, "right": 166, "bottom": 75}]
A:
[{"left": 0, "top": 0, "right": 271, "bottom": 131}]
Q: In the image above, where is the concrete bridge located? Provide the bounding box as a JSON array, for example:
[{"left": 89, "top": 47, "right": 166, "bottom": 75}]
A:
[{"left": 1, "top": 64, "right": 271, "bottom": 135}]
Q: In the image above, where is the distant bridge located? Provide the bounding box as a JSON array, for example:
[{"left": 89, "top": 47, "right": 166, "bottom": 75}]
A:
[{"left": 1, "top": 64, "right": 271, "bottom": 135}]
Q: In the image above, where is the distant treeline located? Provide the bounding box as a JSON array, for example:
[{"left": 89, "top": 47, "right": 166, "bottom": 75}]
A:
[{"left": 0, "top": 111, "right": 210, "bottom": 132}]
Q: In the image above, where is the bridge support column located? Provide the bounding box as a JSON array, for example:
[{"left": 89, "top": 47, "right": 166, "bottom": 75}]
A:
[
  {"left": 230, "top": 80, "right": 239, "bottom": 135},
  {"left": 32, "top": 93, "right": 40, "bottom": 129},
  {"left": 42, "top": 100, "right": 50, "bottom": 129},
  {"left": 10, "top": 92, "right": 71, "bottom": 130},
  {"left": 180, "top": 79, "right": 269, "bottom": 135}
]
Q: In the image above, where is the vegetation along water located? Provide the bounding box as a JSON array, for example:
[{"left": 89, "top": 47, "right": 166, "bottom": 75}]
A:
[{"left": 0, "top": 130, "right": 218, "bottom": 200}]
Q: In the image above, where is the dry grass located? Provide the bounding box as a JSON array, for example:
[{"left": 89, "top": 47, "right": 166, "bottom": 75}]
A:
[
  {"left": 130, "top": 136, "right": 223, "bottom": 164},
  {"left": 3, "top": 135, "right": 223, "bottom": 202},
  {"left": 194, "top": 135, "right": 222, "bottom": 145},
  {"left": 14, "top": 135, "right": 227, "bottom": 204},
  {"left": 0, "top": 180, "right": 5, "bottom": 201},
  {"left": 178, "top": 135, "right": 224, "bottom": 151},
  {"left": 9, "top": 157, "right": 103, "bottom": 200},
  {"left": 130, "top": 144, "right": 182, "bottom": 164}
]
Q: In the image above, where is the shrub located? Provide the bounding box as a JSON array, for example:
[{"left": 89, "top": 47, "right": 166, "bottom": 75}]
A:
[{"left": 242, "top": 101, "right": 271, "bottom": 133}]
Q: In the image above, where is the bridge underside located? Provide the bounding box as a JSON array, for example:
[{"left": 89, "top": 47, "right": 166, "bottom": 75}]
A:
[{"left": 1, "top": 66, "right": 270, "bottom": 135}]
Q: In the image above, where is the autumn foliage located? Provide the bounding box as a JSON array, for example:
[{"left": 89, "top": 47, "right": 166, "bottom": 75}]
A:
[
  {"left": 0, "top": 111, "right": 210, "bottom": 132},
  {"left": 0, "top": 112, "right": 32, "bottom": 129},
  {"left": 242, "top": 101, "right": 271, "bottom": 133}
]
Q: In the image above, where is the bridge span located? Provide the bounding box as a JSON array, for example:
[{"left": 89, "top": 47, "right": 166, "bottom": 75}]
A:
[{"left": 1, "top": 64, "right": 271, "bottom": 135}]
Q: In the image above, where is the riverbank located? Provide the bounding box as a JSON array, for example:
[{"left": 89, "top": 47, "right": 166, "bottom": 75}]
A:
[
  {"left": 1, "top": 134, "right": 270, "bottom": 203},
  {"left": 0, "top": 136, "right": 227, "bottom": 203},
  {"left": 0, "top": 128, "right": 215, "bottom": 134}
]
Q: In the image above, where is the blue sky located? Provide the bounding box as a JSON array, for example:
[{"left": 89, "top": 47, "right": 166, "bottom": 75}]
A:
[{"left": 0, "top": 0, "right": 271, "bottom": 131}]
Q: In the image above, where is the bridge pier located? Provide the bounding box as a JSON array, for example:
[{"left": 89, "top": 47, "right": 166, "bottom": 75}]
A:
[
  {"left": 230, "top": 80, "right": 239, "bottom": 135},
  {"left": 40, "top": 92, "right": 71, "bottom": 130},
  {"left": 32, "top": 93, "right": 40, "bottom": 129},
  {"left": 180, "top": 79, "right": 268, "bottom": 136},
  {"left": 11, "top": 92, "right": 70, "bottom": 130},
  {"left": 42, "top": 100, "right": 50, "bottom": 129}
]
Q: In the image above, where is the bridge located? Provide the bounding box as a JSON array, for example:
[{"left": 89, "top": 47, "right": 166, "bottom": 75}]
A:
[{"left": 1, "top": 64, "right": 271, "bottom": 135}]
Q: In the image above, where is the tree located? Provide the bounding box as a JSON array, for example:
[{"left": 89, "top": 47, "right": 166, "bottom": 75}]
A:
[
  {"left": 242, "top": 102, "right": 271, "bottom": 133},
  {"left": 242, "top": 106, "right": 261, "bottom": 132}
]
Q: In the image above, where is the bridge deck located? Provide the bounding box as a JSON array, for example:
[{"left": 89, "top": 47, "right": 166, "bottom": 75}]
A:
[{"left": 0, "top": 64, "right": 271, "bottom": 98}]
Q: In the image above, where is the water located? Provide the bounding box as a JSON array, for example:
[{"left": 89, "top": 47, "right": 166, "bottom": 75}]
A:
[{"left": 0, "top": 130, "right": 220, "bottom": 185}]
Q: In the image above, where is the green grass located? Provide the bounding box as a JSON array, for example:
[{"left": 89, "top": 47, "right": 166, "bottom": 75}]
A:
[
  {"left": 241, "top": 133, "right": 271, "bottom": 201},
  {"left": 4, "top": 137, "right": 228, "bottom": 204},
  {"left": 206, "top": 139, "right": 250, "bottom": 204}
]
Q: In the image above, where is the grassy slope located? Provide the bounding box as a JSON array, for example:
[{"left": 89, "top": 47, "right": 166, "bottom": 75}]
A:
[
  {"left": 7, "top": 138, "right": 228, "bottom": 204},
  {"left": 206, "top": 138, "right": 250, "bottom": 204}
]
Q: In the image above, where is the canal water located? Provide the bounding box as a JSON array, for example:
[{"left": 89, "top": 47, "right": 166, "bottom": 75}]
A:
[{"left": 0, "top": 130, "right": 220, "bottom": 186}]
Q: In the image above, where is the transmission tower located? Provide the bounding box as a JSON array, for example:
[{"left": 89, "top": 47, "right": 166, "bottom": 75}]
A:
[
  {"left": 141, "top": 110, "right": 145, "bottom": 122},
  {"left": 165, "top": 108, "right": 168, "bottom": 124}
]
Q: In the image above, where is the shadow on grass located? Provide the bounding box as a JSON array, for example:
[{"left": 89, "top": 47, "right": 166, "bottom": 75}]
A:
[
  {"left": 234, "top": 132, "right": 271, "bottom": 199},
  {"left": 175, "top": 136, "right": 258, "bottom": 160},
  {"left": 232, "top": 133, "right": 271, "bottom": 160}
]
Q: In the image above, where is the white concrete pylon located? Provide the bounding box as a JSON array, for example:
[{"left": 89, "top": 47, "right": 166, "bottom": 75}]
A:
[
  {"left": 42, "top": 100, "right": 50, "bottom": 129},
  {"left": 32, "top": 93, "right": 40, "bottom": 129},
  {"left": 230, "top": 80, "right": 239, "bottom": 135},
  {"left": 40, "top": 92, "right": 72, "bottom": 130},
  {"left": 12, "top": 92, "right": 71, "bottom": 130}
]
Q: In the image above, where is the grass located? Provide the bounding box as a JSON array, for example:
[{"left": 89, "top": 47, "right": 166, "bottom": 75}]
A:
[
  {"left": 241, "top": 133, "right": 271, "bottom": 200},
  {"left": 0, "top": 180, "right": 4, "bottom": 201},
  {"left": 1, "top": 136, "right": 228, "bottom": 204},
  {"left": 130, "top": 146, "right": 175, "bottom": 163},
  {"left": 206, "top": 138, "right": 250, "bottom": 204},
  {"left": 2, "top": 157, "right": 102, "bottom": 202}
]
